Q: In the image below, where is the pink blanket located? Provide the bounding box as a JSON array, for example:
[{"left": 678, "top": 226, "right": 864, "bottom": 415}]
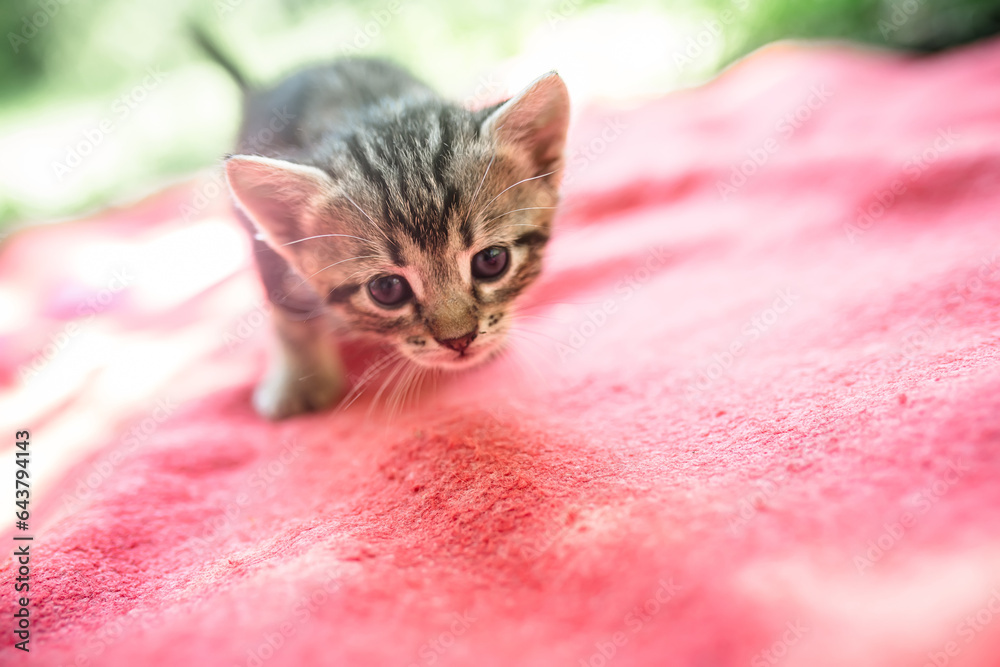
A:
[{"left": 3, "top": 39, "right": 1000, "bottom": 667}]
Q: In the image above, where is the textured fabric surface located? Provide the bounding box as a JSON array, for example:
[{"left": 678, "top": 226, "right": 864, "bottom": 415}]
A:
[{"left": 2, "top": 40, "right": 1000, "bottom": 667}]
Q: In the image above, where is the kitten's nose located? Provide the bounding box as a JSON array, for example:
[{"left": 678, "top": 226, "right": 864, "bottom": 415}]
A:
[{"left": 435, "top": 331, "right": 478, "bottom": 353}]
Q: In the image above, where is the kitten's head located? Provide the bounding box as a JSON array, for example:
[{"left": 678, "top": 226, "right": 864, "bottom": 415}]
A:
[{"left": 226, "top": 71, "right": 569, "bottom": 369}]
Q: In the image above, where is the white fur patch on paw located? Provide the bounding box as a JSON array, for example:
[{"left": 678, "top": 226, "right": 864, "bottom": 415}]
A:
[{"left": 253, "top": 365, "right": 344, "bottom": 421}]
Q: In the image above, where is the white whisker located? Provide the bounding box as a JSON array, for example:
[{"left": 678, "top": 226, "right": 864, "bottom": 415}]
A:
[
  {"left": 282, "top": 233, "right": 372, "bottom": 246},
  {"left": 342, "top": 192, "right": 394, "bottom": 245},
  {"left": 502, "top": 333, "right": 552, "bottom": 385},
  {"left": 464, "top": 154, "right": 496, "bottom": 227},
  {"left": 336, "top": 349, "right": 401, "bottom": 412},
  {"left": 511, "top": 326, "right": 565, "bottom": 347},
  {"left": 410, "top": 366, "right": 427, "bottom": 407},
  {"left": 327, "top": 268, "right": 375, "bottom": 295},
  {"left": 303, "top": 255, "right": 379, "bottom": 281},
  {"left": 391, "top": 363, "right": 423, "bottom": 420},
  {"left": 385, "top": 362, "right": 411, "bottom": 420},
  {"left": 368, "top": 356, "right": 409, "bottom": 420},
  {"left": 281, "top": 257, "right": 379, "bottom": 320},
  {"left": 513, "top": 313, "right": 565, "bottom": 324},
  {"left": 476, "top": 169, "right": 560, "bottom": 218},
  {"left": 517, "top": 298, "right": 598, "bottom": 310},
  {"left": 484, "top": 207, "right": 557, "bottom": 223}
]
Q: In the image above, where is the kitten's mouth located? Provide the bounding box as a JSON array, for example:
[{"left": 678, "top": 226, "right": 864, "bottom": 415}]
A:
[
  {"left": 428, "top": 349, "right": 488, "bottom": 369},
  {"left": 406, "top": 338, "right": 502, "bottom": 370}
]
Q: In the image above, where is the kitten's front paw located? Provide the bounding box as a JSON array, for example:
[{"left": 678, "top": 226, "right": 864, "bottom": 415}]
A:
[{"left": 253, "top": 366, "right": 345, "bottom": 421}]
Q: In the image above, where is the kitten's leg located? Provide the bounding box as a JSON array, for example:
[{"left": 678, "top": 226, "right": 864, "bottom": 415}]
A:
[
  {"left": 235, "top": 208, "right": 345, "bottom": 419},
  {"left": 254, "top": 308, "right": 346, "bottom": 420}
]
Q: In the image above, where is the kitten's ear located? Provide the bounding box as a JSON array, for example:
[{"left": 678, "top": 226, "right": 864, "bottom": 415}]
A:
[
  {"left": 225, "top": 155, "right": 336, "bottom": 249},
  {"left": 481, "top": 72, "right": 570, "bottom": 183}
]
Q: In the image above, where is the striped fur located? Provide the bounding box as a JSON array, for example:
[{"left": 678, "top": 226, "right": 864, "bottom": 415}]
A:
[{"left": 224, "top": 58, "right": 569, "bottom": 416}]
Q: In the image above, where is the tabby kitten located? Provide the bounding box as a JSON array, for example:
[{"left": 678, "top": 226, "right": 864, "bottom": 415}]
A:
[{"left": 214, "top": 51, "right": 569, "bottom": 420}]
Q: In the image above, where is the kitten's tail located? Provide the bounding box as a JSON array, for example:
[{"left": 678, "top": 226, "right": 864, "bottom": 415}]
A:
[{"left": 189, "top": 23, "right": 250, "bottom": 90}]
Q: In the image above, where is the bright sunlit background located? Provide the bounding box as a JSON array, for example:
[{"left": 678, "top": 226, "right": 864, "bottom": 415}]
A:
[{"left": 0, "top": 0, "right": 998, "bottom": 230}]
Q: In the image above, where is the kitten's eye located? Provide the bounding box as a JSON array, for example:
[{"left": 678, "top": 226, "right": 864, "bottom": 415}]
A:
[
  {"left": 367, "top": 275, "right": 412, "bottom": 308},
  {"left": 471, "top": 246, "right": 509, "bottom": 281}
]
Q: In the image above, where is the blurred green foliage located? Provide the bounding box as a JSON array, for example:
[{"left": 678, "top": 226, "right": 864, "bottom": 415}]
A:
[
  {"left": 702, "top": 0, "right": 1000, "bottom": 57},
  {"left": 0, "top": 0, "right": 998, "bottom": 229}
]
